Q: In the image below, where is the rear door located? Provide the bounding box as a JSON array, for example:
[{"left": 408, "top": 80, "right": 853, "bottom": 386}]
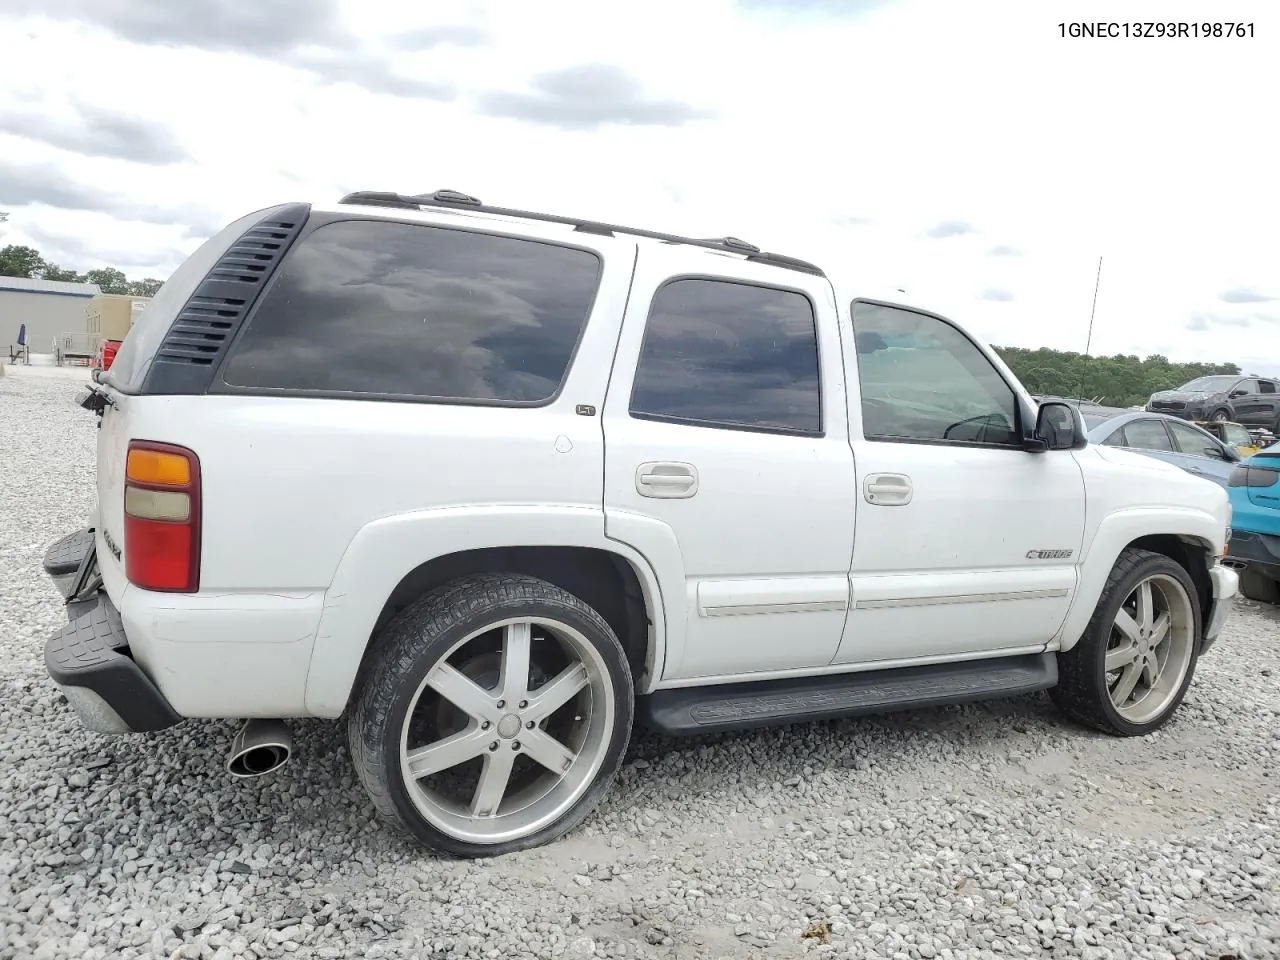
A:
[
  {"left": 1230, "top": 378, "right": 1267, "bottom": 425},
  {"left": 601, "top": 246, "right": 856, "bottom": 682}
]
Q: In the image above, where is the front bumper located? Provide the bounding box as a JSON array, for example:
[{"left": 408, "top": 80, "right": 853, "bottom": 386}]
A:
[
  {"left": 42, "top": 529, "right": 182, "bottom": 734},
  {"left": 1201, "top": 562, "right": 1239, "bottom": 653}
]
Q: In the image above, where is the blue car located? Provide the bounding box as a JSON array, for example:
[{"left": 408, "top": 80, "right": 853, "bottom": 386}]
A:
[
  {"left": 1225, "top": 440, "right": 1280, "bottom": 602},
  {"left": 1078, "top": 407, "right": 1241, "bottom": 489}
]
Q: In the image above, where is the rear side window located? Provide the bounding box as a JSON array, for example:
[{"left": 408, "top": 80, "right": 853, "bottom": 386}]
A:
[
  {"left": 219, "top": 220, "right": 602, "bottom": 403},
  {"left": 629, "top": 278, "right": 821, "bottom": 435},
  {"left": 1121, "top": 419, "right": 1174, "bottom": 451}
]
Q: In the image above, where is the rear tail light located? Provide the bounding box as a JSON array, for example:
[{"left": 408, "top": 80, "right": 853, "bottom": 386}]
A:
[
  {"left": 102, "top": 340, "right": 120, "bottom": 371},
  {"left": 1228, "top": 465, "right": 1280, "bottom": 488},
  {"left": 124, "top": 441, "right": 201, "bottom": 592}
]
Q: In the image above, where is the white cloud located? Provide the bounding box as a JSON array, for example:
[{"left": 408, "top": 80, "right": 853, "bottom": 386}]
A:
[{"left": 0, "top": 0, "right": 1277, "bottom": 374}]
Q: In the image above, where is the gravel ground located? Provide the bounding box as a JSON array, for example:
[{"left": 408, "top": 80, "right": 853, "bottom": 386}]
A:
[{"left": 2, "top": 369, "right": 1278, "bottom": 960}]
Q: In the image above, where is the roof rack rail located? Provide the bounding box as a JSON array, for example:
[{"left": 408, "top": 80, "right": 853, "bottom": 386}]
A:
[{"left": 336, "top": 189, "right": 826, "bottom": 278}]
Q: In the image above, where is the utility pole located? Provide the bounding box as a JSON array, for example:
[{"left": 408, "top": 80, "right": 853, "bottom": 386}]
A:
[{"left": 1076, "top": 256, "right": 1103, "bottom": 400}]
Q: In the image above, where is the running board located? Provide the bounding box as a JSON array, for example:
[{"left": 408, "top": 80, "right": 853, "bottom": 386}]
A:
[{"left": 639, "top": 653, "right": 1058, "bottom": 736}]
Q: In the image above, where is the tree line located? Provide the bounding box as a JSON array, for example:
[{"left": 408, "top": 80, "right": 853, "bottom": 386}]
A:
[
  {"left": 0, "top": 243, "right": 163, "bottom": 298},
  {"left": 992, "top": 346, "right": 1240, "bottom": 408},
  {"left": 0, "top": 240, "right": 1243, "bottom": 404}
]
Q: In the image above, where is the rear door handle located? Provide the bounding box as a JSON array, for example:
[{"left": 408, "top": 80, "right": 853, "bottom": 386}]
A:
[
  {"left": 636, "top": 462, "right": 699, "bottom": 499},
  {"left": 863, "top": 472, "right": 913, "bottom": 505}
]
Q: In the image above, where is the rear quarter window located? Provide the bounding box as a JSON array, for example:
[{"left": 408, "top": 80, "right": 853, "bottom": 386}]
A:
[{"left": 218, "top": 219, "right": 602, "bottom": 404}]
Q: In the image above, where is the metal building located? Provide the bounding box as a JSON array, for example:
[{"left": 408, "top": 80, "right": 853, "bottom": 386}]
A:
[{"left": 1, "top": 276, "right": 102, "bottom": 357}]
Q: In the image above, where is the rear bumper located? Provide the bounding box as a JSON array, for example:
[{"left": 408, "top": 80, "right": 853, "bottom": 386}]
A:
[
  {"left": 42, "top": 529, "right": 181, "bottom": 734},
  {"left": 1202, "top": 562, "right": 1238, "bottom": 654},
  {"left": 1225, "top": 530, "right": 1280, "bottom": 581}
]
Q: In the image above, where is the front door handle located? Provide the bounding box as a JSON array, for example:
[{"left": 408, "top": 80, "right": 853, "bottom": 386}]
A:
[
  {"left": 636, "top": 461, "right": 699, "bottom": 499},
  {"left": 863, "top": 472, "right": 912, "bottom": 505}
]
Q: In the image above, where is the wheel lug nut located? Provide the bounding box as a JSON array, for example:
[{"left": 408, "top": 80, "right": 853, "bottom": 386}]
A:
[
  {"left": 496, "top": 700, "right": 506, "bottom": 709},
  {"left": 526, "top": 721, "right": 535, "bottom": 729},
  {"left": 481, "top": 721, "right": 491, "bottom": 730},
  {"left": 489, "top": 742, "right": 498, "bottom": 751},
  {"left": 519, "top": 700, "right": 528, "bottom": 709},
  {"left": 511, "top": 741, "right": 521, "bottom": 750}
]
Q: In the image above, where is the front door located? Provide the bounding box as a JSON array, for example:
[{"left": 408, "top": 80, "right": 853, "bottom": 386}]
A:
[
  {"left": 602, "top": 247, "right": 857, "bottom": 682},
  {"left": 832, "top": 299, "right": 1087, "bottom": 666}
]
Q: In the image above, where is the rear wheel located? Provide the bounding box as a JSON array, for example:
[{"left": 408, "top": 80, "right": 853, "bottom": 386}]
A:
[
  {"left": 1240, "top": 568, "right": 1280, "bottom": 604},
  {"left": 1051, "top": 548, "right": 1201, "bottom": 736},
  {"left": 348, "top": 573, "right": 634, "bottom": 857}
]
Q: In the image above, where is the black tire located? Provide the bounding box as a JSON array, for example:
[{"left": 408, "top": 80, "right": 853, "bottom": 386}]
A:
[
  {"left": 1050, "top": 547, "right": 1202, "bottom": 737},
  {"left": 347, "top": 573, "right": 634, "bottom": 858},
  {"left": 1240, "top": 568, "right": 1280, "bottom": 605},
  {"left": 1209, "top": 408, "right": 1231, "bottom": 422}
]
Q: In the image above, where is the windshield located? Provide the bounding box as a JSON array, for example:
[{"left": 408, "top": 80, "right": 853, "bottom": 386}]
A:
[{"left": 1178, "top": 376, "right": 1239, "bottom": 392}]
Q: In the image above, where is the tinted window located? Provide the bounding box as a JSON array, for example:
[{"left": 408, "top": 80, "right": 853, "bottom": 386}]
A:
[
  {"left": 1168, "top": 421, "right": 1218, "bottom": 456},
  {"left": 1260, "top": 380, "right": 1276, "bottom": 394},
  {"left": 1235, "top": 379, "right": 1259, "bottom": 395},
  {"left": 220, "top": 220, "right": 601, "bottom": 402},
  {"left": 1101, "top": 426, "right": 1127, "bottom": 446},
  {"left": 1122, "top": 419, "right": 1174, "bottom": 451},
  {"left": 630, "top": 279, "right": 821, "bottom": 434},
  {"left": 852, "top": 302, "right": 1018, "bottom": 446}
]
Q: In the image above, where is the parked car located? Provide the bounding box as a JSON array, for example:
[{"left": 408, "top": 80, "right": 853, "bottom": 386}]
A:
[
  {"left": 1225, "top": 440, "right": 1280, "bottom": 603},
  {"left": 1194, "top": 419, "right": 1263, "bottom": 459},
  {"left": 1080, "top": 409, "right": 1241, "bottom": 488},
  {"left": 43, "top": 190, "right": 1238, "bottom": 857},
  {"left": 1147, "top": 374, "right": 1280, "bottom": 431}
]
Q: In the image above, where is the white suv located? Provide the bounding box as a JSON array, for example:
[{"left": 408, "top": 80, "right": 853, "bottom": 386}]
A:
[{"left": 43, "top": 189, "right": 1238, "bottom": 857}]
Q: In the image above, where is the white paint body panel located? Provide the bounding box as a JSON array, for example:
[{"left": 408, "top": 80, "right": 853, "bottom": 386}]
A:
[
  {"left": 600, "top": 245, "right": 857, "bottom": 681},
  {"left": 83, "top": 200, "right": 1236, "bottom": 721}
]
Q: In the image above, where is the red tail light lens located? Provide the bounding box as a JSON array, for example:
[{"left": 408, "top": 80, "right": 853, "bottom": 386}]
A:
[{"left": 124, "top": 440, "right": 201, "bottom": 592}]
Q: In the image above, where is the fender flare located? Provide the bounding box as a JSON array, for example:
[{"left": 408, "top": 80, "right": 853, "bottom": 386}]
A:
[
  {"left": 1055, "top": 506, "right": 1221, "bottom": 652},
  {"left": 302, "top": 504, "right": 685, "bottom": 716}
]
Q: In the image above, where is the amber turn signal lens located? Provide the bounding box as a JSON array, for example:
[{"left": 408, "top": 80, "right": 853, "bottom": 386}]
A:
[{"left": 127, "top": 448, "right": 192, "bottom": 486}]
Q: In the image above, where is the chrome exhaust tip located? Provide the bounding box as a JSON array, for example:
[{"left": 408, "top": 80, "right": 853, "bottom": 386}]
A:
[{"left": 227, "top": 719, "right": 293, "bottom": 778}]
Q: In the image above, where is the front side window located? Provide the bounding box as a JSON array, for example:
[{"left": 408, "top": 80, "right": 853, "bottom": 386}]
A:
[
  {"left": 851, "top": 301, "right": 1019, "bottom": 446},
  {"left": 1122, "top": 419, "right": 1174, "bottom": 451},
  {"left": 1234, "top": 379, "right": 1259, "bottom": 395},
  {"left": 220, "top": 219, "right": 602, "bottom": 403},
  {"left": 630, "top": 278, "right": 822, "bottom": 434},
  {"left": 1167, "top": 420, "right": 1218, "bottom": 456}
]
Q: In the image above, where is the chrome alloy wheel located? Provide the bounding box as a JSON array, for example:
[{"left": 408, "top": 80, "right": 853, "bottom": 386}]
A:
[
  {"left": 397, "top": 617, "right": 615, "bottom": 845},
  {"left": 1104, "top": 573, "right": 1195, "bottom": 725}
]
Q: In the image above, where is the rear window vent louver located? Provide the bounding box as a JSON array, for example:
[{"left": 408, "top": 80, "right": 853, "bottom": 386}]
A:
[{"left": 142, "top": 203, "right": 310, "bottom": 395}]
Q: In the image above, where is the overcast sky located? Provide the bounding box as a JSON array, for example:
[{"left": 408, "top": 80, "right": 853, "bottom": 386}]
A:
[{"left": 0, "top": 0, "right": 1276, "bottom": 374}]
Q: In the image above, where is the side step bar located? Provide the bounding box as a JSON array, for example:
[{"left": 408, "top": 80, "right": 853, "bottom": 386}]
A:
[{"left": 639, "top": 653, "right": 1058, "bottom": 736}]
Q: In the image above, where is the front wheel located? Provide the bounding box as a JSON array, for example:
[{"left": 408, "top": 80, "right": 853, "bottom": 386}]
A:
[
  {"left": 348, "top": 573, "right": 634, "bottom": 857},
  {"left": 1209, "top": 408, "right": 1231, "bottom": 422},
  {"left": 1051, "top": 548, "right": 1201, "bottom": 736}
]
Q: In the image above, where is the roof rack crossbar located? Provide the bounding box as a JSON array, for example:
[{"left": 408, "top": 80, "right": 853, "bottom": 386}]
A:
[{"left": 336, "top": 189, "right": 826, "bottom": 277}]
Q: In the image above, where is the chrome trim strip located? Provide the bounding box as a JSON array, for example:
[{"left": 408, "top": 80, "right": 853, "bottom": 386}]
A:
[
  {"left": 701, "top": 599, "right": 849, "bottom": 618},
  {"left": 855, "top": 588, "right": 1069, "bottom": 610}
]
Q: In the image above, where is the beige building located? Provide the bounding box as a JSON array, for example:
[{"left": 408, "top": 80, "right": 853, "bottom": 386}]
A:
[
  {"left": 86, "top": 293, "right": 150, "bottom": 342},
  {"left": 1, "top": 276, "right": 101, "bottom": 354}
]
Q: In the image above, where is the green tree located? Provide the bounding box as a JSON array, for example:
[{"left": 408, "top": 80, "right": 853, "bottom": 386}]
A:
[
  {"left": 126, "top": 278, "right": 163, "bottom": 298},
  {"left": 994, "top": 346, "right": 1241, "bottom": 407},
  {"left": 84, "top": 267, "right": 130, "bottom": 295},
  {"left": 41, "top": 264, "right": 85, "bottom": 283},
  {"left": 0, "top": 244, "right": 46, "bottom": 279}
]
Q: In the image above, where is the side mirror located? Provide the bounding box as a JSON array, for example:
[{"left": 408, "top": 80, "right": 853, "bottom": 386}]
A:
[
  {"left": 1028, "top": 400, "right": 1086, "bottom": 452},
  {"left": 1230, "top": 390, "right": 1247, "bottom": 398}
]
